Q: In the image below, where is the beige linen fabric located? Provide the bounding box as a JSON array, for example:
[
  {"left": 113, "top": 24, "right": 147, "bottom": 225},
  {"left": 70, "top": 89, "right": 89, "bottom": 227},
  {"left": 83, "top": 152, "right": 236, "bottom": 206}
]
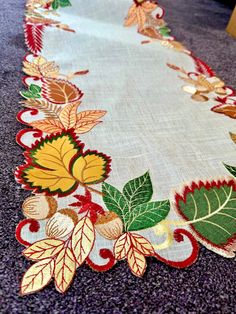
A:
[{"left": 21, "top": 0, "right": 235, "bottom": 263}]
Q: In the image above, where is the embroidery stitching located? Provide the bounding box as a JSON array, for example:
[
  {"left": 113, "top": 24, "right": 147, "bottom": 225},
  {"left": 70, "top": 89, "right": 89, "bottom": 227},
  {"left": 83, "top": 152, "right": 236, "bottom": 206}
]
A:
[{"left": 15, "top": 0, "right": 236, "bottom": 295}]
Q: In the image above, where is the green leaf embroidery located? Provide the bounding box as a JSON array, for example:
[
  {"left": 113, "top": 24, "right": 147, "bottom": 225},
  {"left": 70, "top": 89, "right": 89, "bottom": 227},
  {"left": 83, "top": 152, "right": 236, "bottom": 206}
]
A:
[
  {"left": 102, "top": 182, "right": 129, "bottom": 224},
  {"left": 159, "top": 27, "right": 171, "bottom": 36},
  {"left": 52, "top": 0, "right": 71, "bottom": 10},
  {"left": 102, "top": 172, "right": 170, "bottom": 232},
  {"left": 59, "top": 0, "right": 71, "bottom": 7},
  {"left": 20, "top": 84, "right": 41, "bottom": 99},
  {"left": 127, "top": 200, "right": 170, "bottom": 231},
  {"left": 176, "top": 180, "right": 236, "bottom": 256},
  {"left": 29, "top": 84, "right": 41, "bottom": 95},
  {"left": 123, "top": 172, "right": 153, "bottom": 210},
  {"left": 224, "top": 163, "right": 236, "bottom": 178},
  {"left": 52, "top": 0, "right": 59, "bottom": 10}
]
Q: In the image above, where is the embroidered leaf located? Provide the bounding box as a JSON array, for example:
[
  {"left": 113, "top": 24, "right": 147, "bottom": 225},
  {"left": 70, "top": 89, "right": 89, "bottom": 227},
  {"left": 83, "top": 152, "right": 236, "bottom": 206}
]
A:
[
  {"left": 71, "top": 217, "right": 95, "bottom": 266},
  {"left": 52, "top": 0, "right": 71, "bottom": 10},
  {"left": 42, "top": 79, "right": 83, "bottom": 105},
  {"left": 102, "top": 182, "right": 129, "bottom": 221},
  {"left": 136, "top": 6, "right": 146, "bottom": 30},
  {"left": 127, "top": 247, "right": 146, "bottom": 277},
  {"left": 212, "top": 104, "right": 236, "bottom": 119},
  {"left": 21, "top": 258, "right": 54, "bottom": 295},
  {"left": 76, "top": 110, "right": 106, "bottom": 122},
  {"left": 224, "top": 163, "right": 236, "bottom": 178},
  {"left": 18, "top": 132, "right": 82, "bottom": 195},
  {"left": 126, "top": 200, "right": 170, "bottom": 231},
  {"left": 124, "top": 4, "right": 138, "bottom": 27},
  {"left": 59, "top": 101, "right": 81, "bottom": 129},
  {"left": 191, "top": 55, "right": 215, "bottom": 77},
  {"left": 54, "top": 247, "right": 76, "bottom": 293},
  {"left": 20, "top": 90, "right": 39, "bottom": 99},
  {"left": 24, "top": 23, "right": 44, "bottom": 54},
  {"left": 29, "top": 84, "right": 41, "bottom": 94},
  {"left": 230, "top": 132, "right": 236, "bottom": 143},
  {"left": 139, "top": 27, "right": 162, "bottom": 39},
  {"left": 129, "top": 233, "right": 155, "bottom": 256},
  {"left": 23, "top": 239, "right": 64, "bottom": 261},
  {"left": 17, "top": 131, "right": 111, "bottom": 195},
  {"left": 23, "top": 56, "right": 60, "bottom": 78},
  {"left": 75, "top": 121, "right": 101, "bottom": 134},
  {"left": 114, "top": 233, "right": 131, "bottom": 260},
  {"left": 71, "top": 152, "right": 111, "bottom": 185},
  {"left": 175, "top": 179, "right": 236, "bottom": 257},
  {"left": 159, "top": 26, "right": 171, "bottom": 36},
  {"left": 20, "top": 84, "right": 41, "bottom": 99},
  {"left": 123, "top": 172, "right": 153, "bottom": 210},
  {"left": 21, "top": 99, "right": 61, "bottom": 119},
  {"left": 29, "top": 119, "right": 64, "bottom": 133}
]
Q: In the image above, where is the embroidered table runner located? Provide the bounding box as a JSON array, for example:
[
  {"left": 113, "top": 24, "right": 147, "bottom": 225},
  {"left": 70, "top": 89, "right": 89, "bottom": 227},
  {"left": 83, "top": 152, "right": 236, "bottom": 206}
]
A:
[{"left": 16, "top": 0, "right": 236, "bottom": 295}]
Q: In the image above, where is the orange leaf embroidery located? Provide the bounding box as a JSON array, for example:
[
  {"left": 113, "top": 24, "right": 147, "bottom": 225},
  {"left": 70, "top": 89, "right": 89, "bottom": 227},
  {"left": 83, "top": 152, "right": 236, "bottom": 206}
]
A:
[
  {"left": 76, "top": 110, "right": 106, "bottom": 122},
  {"left": 136, "top": 6, "right": 147, "bottom": 30},
  {"left": 139, "top": 27, "right": 162, "bottom": 39},
  {"left": 21, "top": 258, "right": 55, "bottom": 295},
  {"left": 124, "top": 4, "right": 138, "bottom": 27},
  {"left": 127, "top": 247, "right": 146, "bottom": 277},
  {"left": 74, "top": 120, "right": 101, "bottom": 134},
  {"left": 29, "top": 119, "right": 64, "bottom": 133},
  {"left": 59, "top": 101, "right": 81, "bottom": 129},
  {"left": 23, "top": 239, "right": 64, "bottom": 261},
  {"left": 212, "top": 104, "right": 236, "bottom": 119},
  {"left": 142, "top": 2, "right": 157, "bottom": 12},
  {"left": 54, "top": 247, "right": 76, "bottom": 293},
  {"left": 42, "top": 78, "right": 83, "bottom": 105},
  {"left": 71, "top": 217, "right": 95, "bottom": 266}
]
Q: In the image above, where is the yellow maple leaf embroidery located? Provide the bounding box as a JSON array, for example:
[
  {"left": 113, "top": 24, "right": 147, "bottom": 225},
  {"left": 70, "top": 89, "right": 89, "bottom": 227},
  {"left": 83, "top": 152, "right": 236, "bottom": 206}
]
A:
[{"left": 17, "top": 131, "right": 111, "bottom": 196}]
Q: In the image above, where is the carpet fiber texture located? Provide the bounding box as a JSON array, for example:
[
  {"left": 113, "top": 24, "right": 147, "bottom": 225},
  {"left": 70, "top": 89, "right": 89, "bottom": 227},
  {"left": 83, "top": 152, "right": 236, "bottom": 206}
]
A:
[{"left": 0, "top": 0, "right": 236, "bottom": 313}]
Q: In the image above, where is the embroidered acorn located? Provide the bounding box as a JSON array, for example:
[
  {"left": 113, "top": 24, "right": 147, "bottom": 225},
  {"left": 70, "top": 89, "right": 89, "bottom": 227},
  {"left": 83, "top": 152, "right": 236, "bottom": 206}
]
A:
[
  {"left": 95, "top": 212, "right": 123, "bottom": 240},
  {"left": 46, "top": 209, "right": 79, "bottom": 239},
  {"left": 22, "top": 195, "right": 57, "bottom": 220}
]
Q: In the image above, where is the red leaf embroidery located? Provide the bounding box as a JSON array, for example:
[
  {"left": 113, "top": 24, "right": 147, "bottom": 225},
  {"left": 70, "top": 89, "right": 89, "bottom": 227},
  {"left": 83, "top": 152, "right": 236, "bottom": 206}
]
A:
[{"left": 24, "top": 23, "right": 44, "bottom": 54}]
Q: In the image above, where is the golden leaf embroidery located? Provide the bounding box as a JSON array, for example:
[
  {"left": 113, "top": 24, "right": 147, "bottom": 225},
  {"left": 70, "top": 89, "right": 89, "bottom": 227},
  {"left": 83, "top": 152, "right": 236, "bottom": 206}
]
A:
[
  {"left": 54, "top": 247, "right": 76, "bottom": 293},
  {"left": 71, "top": 217, "right": 95, "bottom": 266},
  {"left": 42, "top": 78, "right": 83, "bottom": 104},
  {"left": 71, "top": 152, "right": 110, "bottom": 185},
  {"left": 19, "top": 132, "right": 80, "bottom": 195},
  {"left": 17, "top": 131, "right": 111, "bottom": 196},
  {"left": 23, "top": 239, "right": 64, "bottom": 261},
  {"left": 127, "top": 247, "right": 146, "bottom": 277},
  {"left": 21, "top": 258, "right": 55, "bottom": 295}
]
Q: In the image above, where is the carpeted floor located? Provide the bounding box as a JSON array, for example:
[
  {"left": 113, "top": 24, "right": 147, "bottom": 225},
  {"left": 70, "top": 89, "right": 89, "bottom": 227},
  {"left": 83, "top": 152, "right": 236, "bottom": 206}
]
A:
[{"left": 0, "top": 0, "right": 236, "bottom": 313}]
